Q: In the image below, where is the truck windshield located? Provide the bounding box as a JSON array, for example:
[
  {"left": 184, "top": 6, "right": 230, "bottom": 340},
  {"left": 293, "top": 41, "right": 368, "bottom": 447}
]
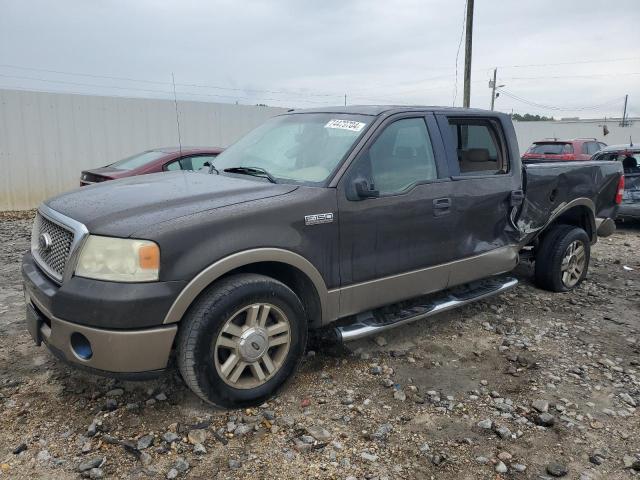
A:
[{"left": 214, "top": 113, "right": 372, "bottom": 185}]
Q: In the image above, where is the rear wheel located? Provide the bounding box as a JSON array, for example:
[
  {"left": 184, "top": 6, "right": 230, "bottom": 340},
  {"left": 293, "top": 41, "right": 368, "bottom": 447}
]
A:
[
  {"left": 534, "top": 224, "right": 590, "bottom": 292},
  {"left": 177, "top": 274, "right": 307, "bottom": 408}
]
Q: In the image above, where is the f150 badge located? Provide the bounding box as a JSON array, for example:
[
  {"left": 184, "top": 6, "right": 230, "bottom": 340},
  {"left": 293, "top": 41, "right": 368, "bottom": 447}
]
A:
[{"left": 305, "top": 213, "right": 334, "bottom": 225}]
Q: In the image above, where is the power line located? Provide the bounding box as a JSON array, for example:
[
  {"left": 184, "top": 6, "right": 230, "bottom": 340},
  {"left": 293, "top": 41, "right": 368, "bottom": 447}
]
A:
[
  {"left": 0, "top": 63, "right": 344, "bottom": 101},
  {"left": 496, "top": 88, "right": 625, "bottom": 112},
  {"left": 0, "top": 73, "right": 335, "bottom": 105}
]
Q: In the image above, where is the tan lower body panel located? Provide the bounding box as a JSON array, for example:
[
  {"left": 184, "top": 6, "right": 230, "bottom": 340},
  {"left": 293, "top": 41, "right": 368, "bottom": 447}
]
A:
[
  {"left": 334, "top": 245, "right": 519, "bottom": 318},
  {"left": 28, "top": 295, "right": 176, "bottom": 373}
]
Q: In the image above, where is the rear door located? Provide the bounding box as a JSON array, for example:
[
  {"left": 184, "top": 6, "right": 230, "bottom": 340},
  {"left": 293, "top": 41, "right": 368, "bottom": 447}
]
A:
[{"left": 435, "top": 114, "right": 520, "bottom": 286}]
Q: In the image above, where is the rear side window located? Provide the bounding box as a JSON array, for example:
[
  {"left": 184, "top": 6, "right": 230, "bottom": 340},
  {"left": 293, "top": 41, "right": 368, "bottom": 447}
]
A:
[
  {"left": 528, "top": 143, "right": 573, "bottom": 155},
  {"left": 448, "top": 119, "right": 507, "bottom": 175}
]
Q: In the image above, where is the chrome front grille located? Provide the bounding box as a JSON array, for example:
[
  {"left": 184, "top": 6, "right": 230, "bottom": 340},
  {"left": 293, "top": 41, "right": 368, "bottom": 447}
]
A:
[{"left": 32, "top": 211, "right": 78, "bottom": 282}]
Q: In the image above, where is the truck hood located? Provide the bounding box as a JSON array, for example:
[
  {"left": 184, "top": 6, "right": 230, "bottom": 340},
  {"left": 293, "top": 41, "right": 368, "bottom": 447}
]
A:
[{"left": 46, "top": 171, "right": 297, "bottom": 238}]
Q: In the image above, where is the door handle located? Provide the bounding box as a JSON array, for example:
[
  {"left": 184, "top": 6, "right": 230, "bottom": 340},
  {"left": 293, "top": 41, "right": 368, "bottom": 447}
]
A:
[{"left": 433, "top": 197, "right": 451, "bottom": 216}]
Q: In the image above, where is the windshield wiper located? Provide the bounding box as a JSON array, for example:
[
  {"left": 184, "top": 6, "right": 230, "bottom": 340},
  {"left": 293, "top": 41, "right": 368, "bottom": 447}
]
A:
[{"left": 223, "top": 166, "right": 277, "bottom": 183}]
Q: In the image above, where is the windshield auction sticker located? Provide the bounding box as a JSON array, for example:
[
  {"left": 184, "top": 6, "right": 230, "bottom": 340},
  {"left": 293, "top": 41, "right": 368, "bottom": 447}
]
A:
[{"left": 324, "top": 119, "right": 366, "bottom": 132}]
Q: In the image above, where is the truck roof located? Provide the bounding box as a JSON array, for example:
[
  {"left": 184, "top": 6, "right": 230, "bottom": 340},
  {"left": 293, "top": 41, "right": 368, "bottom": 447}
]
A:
[{"left": 285, "top": 105, "right": 503, "bottom": 117}]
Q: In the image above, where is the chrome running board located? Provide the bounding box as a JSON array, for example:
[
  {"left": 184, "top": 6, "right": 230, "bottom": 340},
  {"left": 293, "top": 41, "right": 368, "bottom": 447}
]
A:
[{"left": 335, "top": 276, "right": 518, "bottom": 342}]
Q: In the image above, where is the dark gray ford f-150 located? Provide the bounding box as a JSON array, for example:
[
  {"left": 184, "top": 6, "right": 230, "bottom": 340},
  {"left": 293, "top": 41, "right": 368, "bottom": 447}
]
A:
[{"left": 22, "top": 106, "right": 624, "bottom": 407}]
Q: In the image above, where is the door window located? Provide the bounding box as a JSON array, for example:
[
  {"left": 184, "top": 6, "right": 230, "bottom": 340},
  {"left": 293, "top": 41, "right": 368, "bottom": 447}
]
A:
[
  {"left": 363, "top": 118, "right": 438, "bottom": 195},
  {"left": 188, "top": 155, "right": 218, "bottom": 170},
  {"left": 448, "top": 119, "right": 507, "bottom": 175}
]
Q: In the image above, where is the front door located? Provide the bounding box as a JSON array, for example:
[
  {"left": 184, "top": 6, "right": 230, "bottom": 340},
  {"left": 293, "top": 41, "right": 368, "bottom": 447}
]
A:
[{"left": 336, "top": 113, "right": 455, "bottom": 317}]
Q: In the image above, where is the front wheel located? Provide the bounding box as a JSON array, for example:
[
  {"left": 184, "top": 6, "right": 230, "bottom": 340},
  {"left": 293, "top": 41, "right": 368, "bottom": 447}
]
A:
[
  {"left": 177, "top": 274, "right": 307, "bottom": 408},
  {"left": 534, "top": 224, "right": 590, "bottom": 292}
]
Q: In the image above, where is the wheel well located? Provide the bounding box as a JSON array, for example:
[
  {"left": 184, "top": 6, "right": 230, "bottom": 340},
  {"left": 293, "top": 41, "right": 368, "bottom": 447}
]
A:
[
  {"left": 553, "top": 205, "right": 595, "bottom": 241},
  {"left": 218, "top": 262, "right": 323, "bottom": 329}
]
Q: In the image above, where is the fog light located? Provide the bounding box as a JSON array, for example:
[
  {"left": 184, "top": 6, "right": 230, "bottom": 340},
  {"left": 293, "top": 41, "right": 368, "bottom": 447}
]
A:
[{"left": 70, "top": 332, "right": 93, "bottom": 360}]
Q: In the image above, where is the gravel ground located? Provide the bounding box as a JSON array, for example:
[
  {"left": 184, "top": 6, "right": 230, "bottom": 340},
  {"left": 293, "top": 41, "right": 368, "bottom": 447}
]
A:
[{"left": 0, "top": 214, "right": 639, "bottom": 480}]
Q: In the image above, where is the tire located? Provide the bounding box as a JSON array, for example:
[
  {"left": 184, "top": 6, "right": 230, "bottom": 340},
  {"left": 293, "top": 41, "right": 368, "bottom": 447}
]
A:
[
  {"left": 177, "top": 273, "right": 307, "bottom": 408},
  {"left": 534, "top": 224, "right": 590, "bottom": 292}
]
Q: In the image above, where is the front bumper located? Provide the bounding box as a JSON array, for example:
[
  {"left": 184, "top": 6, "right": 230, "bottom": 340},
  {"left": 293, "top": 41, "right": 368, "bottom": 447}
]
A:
[
  {"left": 22, "top": 252, "right": 183, "bottom": 374},
  {"left": 24, "top": 288, "right": 177, "bottom": 374}
]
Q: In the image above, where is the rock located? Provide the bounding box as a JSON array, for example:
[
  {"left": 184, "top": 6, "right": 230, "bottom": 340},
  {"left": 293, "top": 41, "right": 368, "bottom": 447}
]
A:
[
  {"left": 193, "top": 443, "right": 207, "bottom": 455},
  {"left": 623, "top": 455, "right": 636, "bottom": 468},
  {"left": 166, "top": 468, "right": 178, "bottom": 479},
  {"left": 187, "top": 429, "right": 207, "bottom": 445},
  {"left": 262, "top": 410, "right": 276, "bottom": 421},
  {"left": 546, "top": 462, "right": 569, "bottom": 477},
  {"left": 532, "top": 399, "right": 549, "bottom": 413},
  {"left": 513, "top": 464, "right": 527, "bottom": 472},
  {"left": 535, "top": 413, "right": 556, "bottom": 427},
  {"left": 106, "top": 388, "right": 124, "bottom": 397},
  {"left": 393, "top": 390, "right": 406, "bottom": 401},
  {"left": 139, "top": 452, "right": 152, "bottom": 466},
  {"left": 155, "top": 392, "right": 167, "bottom": 401},
  {"left": 494, "top": 425, "right": 511, "bottom": 439},
  {"left": 78, "top": 457, "right": 105, "bottom": 472},
  {"left": 361, "top": 452, "right": 378, "bottom": 463},
  {"left": 373, "top": 423, "right": 393, "bottom": 440},
  {"left": 12, "top": 443, "right": 27, "bottom": 454},
  {"left": 162, "top": 432, "right": 180, "bottom": 443},
  {"left": 228, "top": 459, "right": 242, "bottom": 470},
  {"left": 497, "top": 451, "right": 512, "bottom": 461},
  {"left": 104, "top": 398, "right": 118, "bottom": 411},
  {"left": 174, "top": 457, "right": 189, "bottom": 473},
  {"left": 477, "top": 419, "right": 493, "bottom": 429},
  {"left": 234, "top": 424, "right": 253, "bottom": 436},
  {"left": 88, "top": 468, "right": 104, "bottom": 479},
  {"left": 306, "top": 425, "right": 332, "bottom": 442},
  {"left": 374, "top": 336, "right": 387, "bottom": 347},
  {"left": 87, "top": 420, "right": 99, "bottom": 437},
  {"left": 36, "top": 450, "right": 51, "bottom": 463},
  {"left": 475, "top": 456, "right": 489, "bottom": 464},
  {"left": 620, "top": 393, "right": 636, "bottom": 407},
  {"left": 370, "top": 365, "right": 383, "bottom": 375},
  {"left": 495, "top": 461, "right": 508, "bottom": 473},
  {"left": 137, "top": 434, "right": 154, "bottom": 450}
]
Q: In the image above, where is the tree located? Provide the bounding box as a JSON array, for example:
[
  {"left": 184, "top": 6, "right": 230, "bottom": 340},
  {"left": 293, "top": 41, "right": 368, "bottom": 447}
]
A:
[{"left": 510, "top": 113, "right": 554, "bottom": 122}]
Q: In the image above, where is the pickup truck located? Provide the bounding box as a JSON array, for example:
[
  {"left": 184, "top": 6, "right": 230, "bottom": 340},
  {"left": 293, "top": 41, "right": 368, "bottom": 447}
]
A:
[{"left": 22, "top": 106, "right": 624, "bottom": 408}]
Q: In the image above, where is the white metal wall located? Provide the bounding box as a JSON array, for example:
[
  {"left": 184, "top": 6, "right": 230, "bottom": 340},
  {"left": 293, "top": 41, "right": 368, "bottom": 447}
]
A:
[
  {"left": 0, "top": 89, "right": 286, "bottom": 210},
  {"left": 2, "top": 89, "right": 638, "bottom": 211},
  {"left": 513, "top": 118, "right": 639, "bottom": 155}
]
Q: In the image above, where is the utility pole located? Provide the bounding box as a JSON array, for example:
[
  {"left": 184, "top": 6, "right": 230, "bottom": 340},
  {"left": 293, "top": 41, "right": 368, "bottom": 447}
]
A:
[
  {"left": 463, "top": 0, "right": 474, "bottom": 108},
  {"left": 490, "top": 68, "right": 497, "bottom": 111},
  {"left": 621, "top": 94, "right": 628, "bottom": 127}
]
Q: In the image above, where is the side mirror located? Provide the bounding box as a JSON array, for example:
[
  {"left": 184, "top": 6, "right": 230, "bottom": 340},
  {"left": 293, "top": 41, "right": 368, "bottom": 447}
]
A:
[{"left": 354, "top": 178, "right": 379, "bottom": 199}]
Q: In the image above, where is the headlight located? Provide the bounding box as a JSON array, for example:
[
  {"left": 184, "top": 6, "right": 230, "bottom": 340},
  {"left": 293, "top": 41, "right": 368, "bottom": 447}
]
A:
[{"left": 75, "top": 235, "right": 160, "bottom": 282}]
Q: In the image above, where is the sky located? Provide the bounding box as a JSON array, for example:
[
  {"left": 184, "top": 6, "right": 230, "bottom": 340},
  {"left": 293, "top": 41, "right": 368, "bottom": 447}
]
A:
[{"left": 1, "top": 0, "right": 639, "bottom": 118}]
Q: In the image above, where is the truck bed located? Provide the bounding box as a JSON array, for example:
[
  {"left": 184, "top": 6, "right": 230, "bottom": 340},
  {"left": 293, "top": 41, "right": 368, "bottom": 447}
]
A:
[{"left": 517, "top": 160, "right": 622, "bottom": 243}]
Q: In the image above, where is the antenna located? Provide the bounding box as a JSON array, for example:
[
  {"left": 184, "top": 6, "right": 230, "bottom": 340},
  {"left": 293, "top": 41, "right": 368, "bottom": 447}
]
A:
[{"left": 172, "top": 72, "right": 182, "bottom": 154}]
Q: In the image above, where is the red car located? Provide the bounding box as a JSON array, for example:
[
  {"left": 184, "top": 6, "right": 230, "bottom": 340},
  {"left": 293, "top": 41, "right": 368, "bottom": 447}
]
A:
[
  {"left": 522, "top": 138, "right": 606, "bottom": 162},
  {"left": 80, "top": 147, "right": 224, "bottom": 186}
]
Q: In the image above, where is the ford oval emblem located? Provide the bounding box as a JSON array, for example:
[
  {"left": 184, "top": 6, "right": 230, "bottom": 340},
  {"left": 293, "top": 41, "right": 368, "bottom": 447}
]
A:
[{"left": 39, "top": 232, "right": 52, "bottom": 252}]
